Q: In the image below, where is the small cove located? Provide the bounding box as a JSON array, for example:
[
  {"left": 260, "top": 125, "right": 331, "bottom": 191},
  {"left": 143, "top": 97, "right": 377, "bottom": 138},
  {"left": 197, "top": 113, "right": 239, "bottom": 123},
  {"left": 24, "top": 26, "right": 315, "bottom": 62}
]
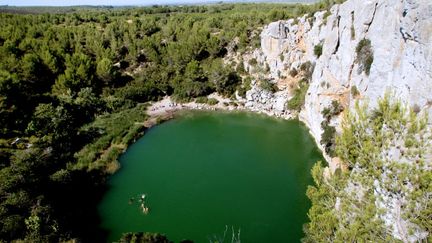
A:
[{"left": 98, "top": 111, "right": 323, "bottom": 242}]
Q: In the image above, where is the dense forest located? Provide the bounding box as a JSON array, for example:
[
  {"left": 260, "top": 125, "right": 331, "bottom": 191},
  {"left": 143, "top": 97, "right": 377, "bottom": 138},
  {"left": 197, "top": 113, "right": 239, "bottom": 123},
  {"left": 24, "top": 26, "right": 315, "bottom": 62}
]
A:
[{"left": 0, "top": 1, "right": 343, "bottom": 242}]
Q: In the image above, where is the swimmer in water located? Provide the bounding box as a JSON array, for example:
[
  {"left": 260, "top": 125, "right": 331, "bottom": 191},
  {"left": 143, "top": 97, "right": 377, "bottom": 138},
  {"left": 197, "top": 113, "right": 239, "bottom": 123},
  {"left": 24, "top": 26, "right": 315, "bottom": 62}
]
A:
[
  {"left": 139, "top": 194, "right": 146, "bottom": 203},
  {"left": 128, "top": 197, "right": 135, "bottom": 204},
  {"left": 141, "top": 203, "right": 149, "bottom": 214}
]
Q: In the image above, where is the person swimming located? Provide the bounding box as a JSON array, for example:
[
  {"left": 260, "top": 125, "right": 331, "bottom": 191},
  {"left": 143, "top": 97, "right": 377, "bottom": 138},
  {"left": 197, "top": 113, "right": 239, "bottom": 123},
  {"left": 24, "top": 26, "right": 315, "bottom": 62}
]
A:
[
  {"left": 128, "top": 197, "right": 135, "bottom": 204},
  {"left": 137, "top": 194, "right": 149, "bottom": 214},
  {"left": 140, "top": 203, "right": 149, "bottom": 214}
]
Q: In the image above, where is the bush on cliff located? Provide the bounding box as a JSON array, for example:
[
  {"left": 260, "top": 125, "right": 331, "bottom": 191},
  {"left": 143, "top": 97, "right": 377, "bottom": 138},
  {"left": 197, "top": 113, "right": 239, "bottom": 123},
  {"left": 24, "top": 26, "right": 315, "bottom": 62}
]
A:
[
  {"left": 287, "top": 82, "right": 309, "bottom": 111},
  {"left": 314, "top": 43, "right": 323, "bottom": 58},
  {"left": 356, "top": 38, "right": 374, "bottom": 75},
  {"left": 303, "top": 95, "right": 431, "bottom": 242}
]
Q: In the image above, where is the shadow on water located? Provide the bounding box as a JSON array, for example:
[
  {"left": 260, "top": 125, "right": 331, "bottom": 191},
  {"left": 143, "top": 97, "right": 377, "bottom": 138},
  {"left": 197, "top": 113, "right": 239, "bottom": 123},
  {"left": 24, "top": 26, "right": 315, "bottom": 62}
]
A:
[{"left": 47, "top": 169, "right": 110, "bottom": 242}]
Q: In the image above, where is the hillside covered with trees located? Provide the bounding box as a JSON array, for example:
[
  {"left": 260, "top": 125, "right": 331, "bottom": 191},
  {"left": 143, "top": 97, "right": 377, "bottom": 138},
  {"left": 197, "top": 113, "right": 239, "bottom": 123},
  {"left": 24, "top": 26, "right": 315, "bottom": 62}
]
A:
[{"left": 0, "top": 1, "right": 343, "bottom": 242}]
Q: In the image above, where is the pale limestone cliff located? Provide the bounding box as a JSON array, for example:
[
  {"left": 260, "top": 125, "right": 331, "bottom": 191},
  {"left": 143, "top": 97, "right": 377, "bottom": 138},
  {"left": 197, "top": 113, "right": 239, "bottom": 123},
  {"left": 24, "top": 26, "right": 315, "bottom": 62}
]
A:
[
  {"left": 243, "top": 0, "right": 432, "bottom": 241},
  {"left": 258, "top": 0, "right": 432, "bottom": 160}
]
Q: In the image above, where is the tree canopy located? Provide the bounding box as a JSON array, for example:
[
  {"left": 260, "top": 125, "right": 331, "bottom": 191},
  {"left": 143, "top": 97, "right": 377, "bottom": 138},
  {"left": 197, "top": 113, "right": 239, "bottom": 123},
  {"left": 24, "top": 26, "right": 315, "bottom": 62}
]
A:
[{"left": 0, "top": 1, "right": 349, "bottom": 241}]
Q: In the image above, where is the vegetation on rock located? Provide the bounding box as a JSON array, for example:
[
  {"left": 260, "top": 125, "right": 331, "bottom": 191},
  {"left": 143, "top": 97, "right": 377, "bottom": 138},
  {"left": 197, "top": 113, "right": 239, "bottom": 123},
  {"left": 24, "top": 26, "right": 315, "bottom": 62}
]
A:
[
  {"left": 259, "top": 79, "right": 279, "bottom": 93},
  {"left": 286, "top": 61, "right": 315, "bottom": 112},
  {"left": 0, "top": 2, "right": 342, "bottom": 241},
  {"left": 320, "top": 100, "right": 343, "bottom": 156},
  {"left": 287, "top": 82, "right": 309, "bottom": 111},
  {"left": 356, "top": 38, "right": 374, "bottom": 76},
  {"left": 314, "top": 43, "right": 323, "bottom": 58},
  {"left": 304, "top": 95, "right": 432, "bottom": 242},
  {"left": 351, "top": 85, "right": 360, "bottom": 97},
  {"left": 1, "top": 0, "right": 417, "bottom": 242},
  {"left": 118, "top": 232, "right": 173, "bottom": 243}
]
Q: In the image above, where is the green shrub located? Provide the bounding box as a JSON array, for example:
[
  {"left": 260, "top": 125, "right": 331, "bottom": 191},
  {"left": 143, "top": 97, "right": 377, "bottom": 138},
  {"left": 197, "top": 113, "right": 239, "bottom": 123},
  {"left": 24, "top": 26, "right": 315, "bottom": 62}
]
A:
[
  {"left": 237, "top": 76, "right": 252, "bottom": 98},
  {"left": 207, "top": 98, "right": 219, "bottom": 105},
  {"left": 314, "top": 43, "right": 323, "bottom": 58},
  {"left": 351, "top": 85, "right": 360, "bottom": 97},
  {"left": 195, "top": 96, "right": 208, "bottom": 104},
  {"left": 404, "top": 137, "right": 414, "bottom": 148},
  {"left": 248, "top": 58, "right": 257, "bottom": 66},
  {"left": 75, "top": 104, "right": 148, "bottom": 169},
  {"left": 300, "top": 61, "right": 315, "bottom": 82},
  {"left": 251, "top": 34, "right": 261, "bottom": 49},
  {"left": 289, "top": 68, "right": 298, "bottom": 77},
  {"left": 264, "top": 63, "right": 270, "bottom": 73},
  {"left": 236, "top": 63, "right": 246, "bottom": 74},
  {"left": 321, "top": 107, "right": 332, "bottom": 119},
  {"left": 287, "top": 83, "right": 309, "bottom": 111},
  {"left": 286, "top": 62, "right": 315, "bottom": 112},
  {"left": 237, "top": 86, "right": 247, "bottom": 98},
  {"left": 356, "top": 38, "right": 370, "bottom": 53},
  {"left": 118, "top": 232, "right": 172, "bottom": 243},
  {"left": 364, "top": 55, "right": 373, "bottom": 75},
  {"left": 320, "top": 121, "right": 336, "bottom": 156},
  {"left": 356, "top": 38, "right": 374, "bottom": 75},
  {"left": 259, "top": 79, "right": 279, "bottom": 93},
  {"left": 319, "top": 100, "right": 343, "bottom": 155},
  {"left": 330, "top": 100, "right": 343, "bottom": 115}
]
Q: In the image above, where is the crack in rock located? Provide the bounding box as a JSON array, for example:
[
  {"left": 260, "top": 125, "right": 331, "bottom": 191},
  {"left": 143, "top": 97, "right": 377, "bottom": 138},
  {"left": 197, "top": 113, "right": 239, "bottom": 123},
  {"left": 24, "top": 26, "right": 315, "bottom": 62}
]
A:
[
  {"left": 333, "top": 16, "right": 342, "bottom": 55},
  {"left": 365, "top": 2, "right": 378, "bottom": 33}
]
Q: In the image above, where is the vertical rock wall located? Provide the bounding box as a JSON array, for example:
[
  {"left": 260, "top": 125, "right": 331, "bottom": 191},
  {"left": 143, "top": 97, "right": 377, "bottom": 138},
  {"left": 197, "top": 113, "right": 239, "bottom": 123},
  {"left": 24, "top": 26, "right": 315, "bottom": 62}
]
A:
[
  {"left": 259, "top": 0, "right": 432, "bottom": 162},
  {"left": 256, "top": 0, "right": 431, "bottom": 241}
]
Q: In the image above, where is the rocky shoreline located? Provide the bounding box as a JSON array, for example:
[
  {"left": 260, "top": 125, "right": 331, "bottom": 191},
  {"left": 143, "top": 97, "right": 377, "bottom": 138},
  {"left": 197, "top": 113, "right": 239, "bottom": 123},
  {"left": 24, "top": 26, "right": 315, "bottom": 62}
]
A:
[
  {"left": 145, "top": 0, "right": 432, "bottom": 241},
  {"left": 145, "top": 92, "right": 296, "bottom": 128}
]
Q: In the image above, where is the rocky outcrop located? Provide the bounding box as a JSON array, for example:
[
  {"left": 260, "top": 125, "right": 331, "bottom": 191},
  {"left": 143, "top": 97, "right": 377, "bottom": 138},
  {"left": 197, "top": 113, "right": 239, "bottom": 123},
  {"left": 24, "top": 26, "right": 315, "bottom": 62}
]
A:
[
  {"left": 258, "top": 0, "right": 432, "bottom": 160},
  {"left": 243, "top": 80, "right": 292, "bottom": 118},
  {"left": 249, "top": 0, "right": 432, "bottom": 241}
]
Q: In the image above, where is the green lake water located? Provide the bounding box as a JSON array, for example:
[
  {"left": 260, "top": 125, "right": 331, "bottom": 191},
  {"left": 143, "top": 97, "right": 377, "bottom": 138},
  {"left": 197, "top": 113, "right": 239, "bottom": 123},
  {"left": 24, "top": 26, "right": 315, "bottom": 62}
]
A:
[{"left": 98, "top": 112, "right": 322, "bottom": 242}]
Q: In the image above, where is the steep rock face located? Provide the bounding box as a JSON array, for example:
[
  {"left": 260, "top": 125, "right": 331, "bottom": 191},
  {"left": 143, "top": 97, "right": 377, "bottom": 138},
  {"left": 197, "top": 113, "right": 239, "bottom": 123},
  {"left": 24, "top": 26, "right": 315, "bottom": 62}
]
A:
[
  {"left": 259, "top": 0, "right": 432, "bottom": 161},
  {"left": 256, "top": 0, "right": 431, "bottom": 241}
]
